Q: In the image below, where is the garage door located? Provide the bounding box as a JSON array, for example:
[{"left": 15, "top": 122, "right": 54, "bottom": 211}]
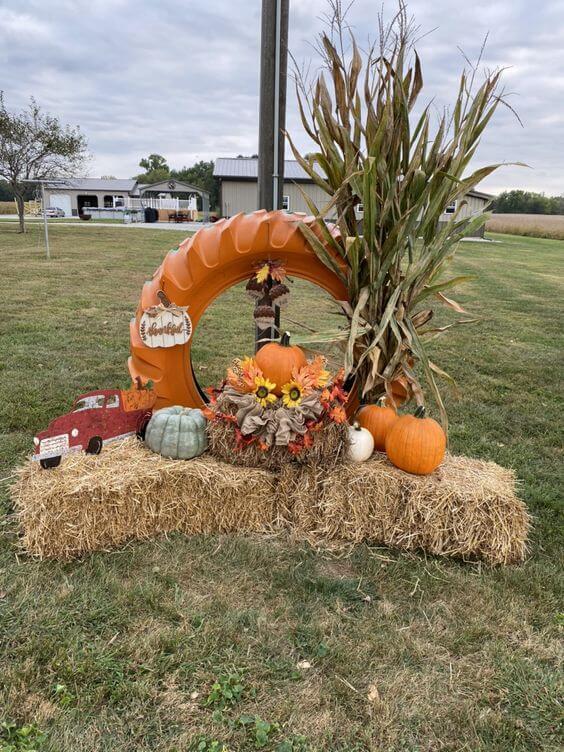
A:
[{"left": 48, "top": 194, "right": 72, "bottom": 217}]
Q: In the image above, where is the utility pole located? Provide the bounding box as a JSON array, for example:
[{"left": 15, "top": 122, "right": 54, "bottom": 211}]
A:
[
  {"left": 256, "top": 0, "right": 289, "bottom": 349},
  {"left": 258, "top": 0, "right": 289, "bottom": 211},
  {"left": 40, "top": 182, "right": 50, "bottom": 260}
]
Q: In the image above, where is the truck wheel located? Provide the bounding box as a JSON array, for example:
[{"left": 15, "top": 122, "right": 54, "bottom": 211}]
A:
[
  {"left": 128, "top": 210, "right": 356, "bottom": 414},
  {"left": 136, "top": 416, "right": 150, "bottom": 441},
  {"left": 86, "top": 436, "right": 103, "bottom": 455},
  {"left": 40, "top": 456, "right": 61, "bottom": 469}
]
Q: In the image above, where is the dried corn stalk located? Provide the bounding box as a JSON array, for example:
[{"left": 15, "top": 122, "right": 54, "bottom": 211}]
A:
[{"left": 287, "top": 1, "right": 519, "bottom": 430}]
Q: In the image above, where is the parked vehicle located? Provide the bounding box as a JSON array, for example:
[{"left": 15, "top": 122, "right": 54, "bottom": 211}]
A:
[
  {"left": 44, "top": 207, "right": 65, "bottom": 218},
  {"left": 33, "top": 387, "right": 155, "bottom": 469}
]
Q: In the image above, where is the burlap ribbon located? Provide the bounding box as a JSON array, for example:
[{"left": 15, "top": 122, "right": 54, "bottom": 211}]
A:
[{"left": 220, "top": 388, "right": 324, "bottom": 447}]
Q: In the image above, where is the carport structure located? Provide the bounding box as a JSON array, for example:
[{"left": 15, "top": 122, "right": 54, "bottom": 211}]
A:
[{"left": 138, "top": 179, "right": 210, "bottom": 215}]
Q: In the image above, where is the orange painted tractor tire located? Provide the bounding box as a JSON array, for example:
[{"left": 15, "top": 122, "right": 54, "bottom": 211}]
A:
[{"left": 128, "top": 210, "right": 352, "bottom": 411}]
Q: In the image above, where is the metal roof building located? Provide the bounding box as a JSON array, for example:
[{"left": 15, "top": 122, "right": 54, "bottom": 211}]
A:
[
  {"left": 214, "top": 157, "right": 316, "bottom": 182},
  {"left": 45, "top": 178, "right": 139, "bottom": 193},
  {"left": 213, "top": 157, "right": 493, "bottom": 237},
  {"left": 42, "top": 177, "right": 210, "bottom": 217},
  {"left": 214, "top": 157, "right": 328, "bottom": 217}
]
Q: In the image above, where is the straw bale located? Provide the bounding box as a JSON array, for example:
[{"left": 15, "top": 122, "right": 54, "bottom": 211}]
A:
[
  {"left": 12, "top": 438, "right": 276, "bottom": 560},
  {"left": 11, "top": 439, "right": 530, "bottom": 565},
  {"left": 301, "top": 453, "right": 530, "bottom": 565}
]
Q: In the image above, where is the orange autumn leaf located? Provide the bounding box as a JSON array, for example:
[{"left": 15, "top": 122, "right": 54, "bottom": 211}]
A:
[
  {"left": 227, "top": 356, "right": 263, "bottom": 393},
  {"left": 329, "top": 405, "right": 347, "bottom": 423},
  {"left": 293, "top": 355, "right": 330, "bottom": 392}
]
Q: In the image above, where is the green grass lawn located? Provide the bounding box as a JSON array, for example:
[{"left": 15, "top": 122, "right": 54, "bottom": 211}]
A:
[{"left": 0, "top": 223, "right": 562, "bottom": 751}]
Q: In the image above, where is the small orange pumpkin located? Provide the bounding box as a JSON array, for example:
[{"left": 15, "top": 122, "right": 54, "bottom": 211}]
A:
[
  {"left": 389, "top": 378, "right": 409, "bottom": 405},
  {"left": 385, "top": 406, "right": 446, "bottom": 475},
  {"left": 387, "top": 357, "right": 415, "bottom": 406},
  {"left": 255, "top": 331, "right": 307, "bottom": 396},
  {"left": 357, "top": 397, "right": 398, "bottom": 451}
]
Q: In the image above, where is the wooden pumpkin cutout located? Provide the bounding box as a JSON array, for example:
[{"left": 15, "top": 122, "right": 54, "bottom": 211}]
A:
[{"left": 139, "top": 290, "right": 192, "bottom": 349}]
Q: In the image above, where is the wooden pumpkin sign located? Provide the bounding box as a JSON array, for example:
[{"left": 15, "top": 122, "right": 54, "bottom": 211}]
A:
[{"left": 139, "top": 291, "right": 192, "bottom": 349}]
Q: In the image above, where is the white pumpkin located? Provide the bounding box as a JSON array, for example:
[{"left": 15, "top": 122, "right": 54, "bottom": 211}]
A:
[{"left": 347, "top": 421, "right": 374, "bottom": 462}]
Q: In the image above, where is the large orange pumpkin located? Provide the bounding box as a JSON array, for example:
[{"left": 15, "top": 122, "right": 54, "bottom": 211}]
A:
[
  {"left": 385, "top": 406, "right": 446, "bottom": 475},
  {"left": 255, "top": 331, "right": 307, "bottom": 396},
  {"left": 357, "top": 397, "right": 398, "bottom": 451}
]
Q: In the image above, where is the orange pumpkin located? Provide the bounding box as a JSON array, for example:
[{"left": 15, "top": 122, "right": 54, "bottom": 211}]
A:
[
  {"left": 357, "top": 397, "right": 398, "bottom": 451},
  {"left": 387, "top": 357, "right": 415, "bottom": 406},
  {"left": 255, "top": 331, "right": 307, "bottom": 395},
  {"left": 389, "top": 378, "right": 409, "bottom": 405},
  {"left": 385, "top": 406, "right": 446, "bottom": 475}
]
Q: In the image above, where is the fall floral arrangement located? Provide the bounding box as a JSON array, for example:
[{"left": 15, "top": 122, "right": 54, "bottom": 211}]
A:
[{"left": 204, "top": 333, "right": 349, "bottom": 468}]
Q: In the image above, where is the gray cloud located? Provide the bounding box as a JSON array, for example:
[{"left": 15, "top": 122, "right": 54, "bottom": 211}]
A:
[{"left": 1, "top": 0, "right": 562, "bottom": 194}]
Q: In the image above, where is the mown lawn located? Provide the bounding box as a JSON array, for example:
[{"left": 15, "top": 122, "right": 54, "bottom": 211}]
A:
[{"left": 0, "top": 223, "right": 562, "bottom": 751}]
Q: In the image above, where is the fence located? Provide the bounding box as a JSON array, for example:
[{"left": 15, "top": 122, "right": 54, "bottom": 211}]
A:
[{"left": 125, "top": 197, "right": 197, "bottom": 210}]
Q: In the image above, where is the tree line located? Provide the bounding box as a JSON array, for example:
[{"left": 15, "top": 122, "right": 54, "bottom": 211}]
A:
[{"left": 492, "top": 190, "right": 564, "bottom": 215}]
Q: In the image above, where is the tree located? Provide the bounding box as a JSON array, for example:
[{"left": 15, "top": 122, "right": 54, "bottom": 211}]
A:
[
  {"left": 288, "top": 1, "right": 511, "bottom": 430},
  {"left": 139, "top": 154, "right": 168, "bottom": 172},
  {"left": 0, "top": 92, "right": 88, "bottom": 232},
  {"left": 492, "top": 190, "right": 564, "bottom": 215},
  {"left": 136, "top": 153, "right": 170, "bottom": 184}
]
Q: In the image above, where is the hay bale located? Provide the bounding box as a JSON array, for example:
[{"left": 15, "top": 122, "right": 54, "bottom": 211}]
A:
[
  {"left": 298, "top": 454, "right": 530, "bottom": 565},
  {"left": 12, "top": 438, "right": 276, "bottom": 560},
  {"left": 207, "top": 400, "right": 349, "bottom": 472},
  {"left": 11, "top": 440, "right": 530, "bottom": 565}
]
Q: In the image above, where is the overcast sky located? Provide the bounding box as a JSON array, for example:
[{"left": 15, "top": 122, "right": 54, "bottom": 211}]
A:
[{"left": 1, "top": 0, "right": 563, "bottom": 195}]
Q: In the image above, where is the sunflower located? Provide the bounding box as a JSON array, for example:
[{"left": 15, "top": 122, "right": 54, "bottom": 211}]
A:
[
  {"left": 281, "top": 380, "right": 304, "bottom": 408},
  {"left": 253, "top": 376, "right": 277, "bottom": 408}
]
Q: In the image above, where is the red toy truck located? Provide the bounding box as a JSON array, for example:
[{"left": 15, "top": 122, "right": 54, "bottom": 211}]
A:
[{"left": 33, "top": 387, "right": 155, "bottom": 469}]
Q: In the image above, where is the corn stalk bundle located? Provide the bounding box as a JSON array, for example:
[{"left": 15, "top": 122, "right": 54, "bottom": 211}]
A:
[{"left": 287, "top": 1, "right": 517, "bottom": 430}]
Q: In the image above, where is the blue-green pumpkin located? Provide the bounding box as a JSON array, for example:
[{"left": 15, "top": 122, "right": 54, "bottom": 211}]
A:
[{"left": 145, "top": 406, "right": 207, "bottom": 459}]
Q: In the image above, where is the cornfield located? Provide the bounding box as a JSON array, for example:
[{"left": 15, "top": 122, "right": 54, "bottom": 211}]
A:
[
  {"left": 0, "top": 200, "right": 17, "bottom": 214},
  {"left": 287, "top": 1, "right": 514, "bottom": 431},
  {"left": 487, "top": 213, "right": 564, "bottom": 240},
  {"left": 0, "top": 200, "right": 40, "bottom": 215}
]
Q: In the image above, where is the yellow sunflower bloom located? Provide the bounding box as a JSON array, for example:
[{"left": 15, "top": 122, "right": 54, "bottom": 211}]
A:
[
  {"left": 281, "top": 380, "right": 304, "bottom": 408},
  {"left": 253, "top": 376, "right": 277, "bottom": 408}
]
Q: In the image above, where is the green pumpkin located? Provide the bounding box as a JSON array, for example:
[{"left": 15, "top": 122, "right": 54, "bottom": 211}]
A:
[{"left": 145, "top": 406, "right": 208, "bottom": 459}]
